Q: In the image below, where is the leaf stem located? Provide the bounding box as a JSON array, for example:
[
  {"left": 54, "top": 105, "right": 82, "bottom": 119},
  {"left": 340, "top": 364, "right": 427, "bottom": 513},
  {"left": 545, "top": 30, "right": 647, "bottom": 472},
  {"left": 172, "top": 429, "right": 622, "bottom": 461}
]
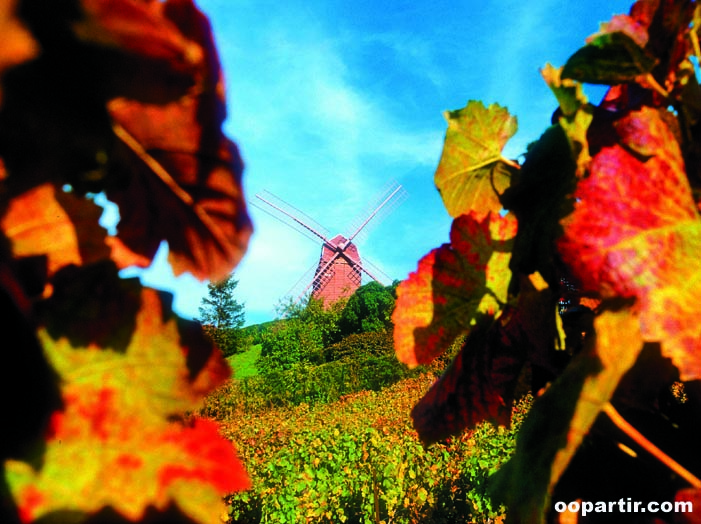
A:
[
  {"left": 112, "top": 122, "right": 231, "bottom": 254},
  {"left": 602, "top": 402, "right": 701, "bottom": 488},
  {"left": 641, "top": 73, "right": 670, "bottom": 100},
  {"left": 692, "top": 5, "right": 701, "bottom": 64},
  {"left": 500, "top": 156, "right": 521, "bottom": 170}
]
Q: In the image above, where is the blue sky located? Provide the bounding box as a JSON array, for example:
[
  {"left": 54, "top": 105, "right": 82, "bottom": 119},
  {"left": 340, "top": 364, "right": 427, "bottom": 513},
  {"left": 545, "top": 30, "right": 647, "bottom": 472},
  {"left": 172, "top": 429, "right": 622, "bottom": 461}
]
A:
[{"left": 120, "top": 0, "right": 634, "bottom": 325}]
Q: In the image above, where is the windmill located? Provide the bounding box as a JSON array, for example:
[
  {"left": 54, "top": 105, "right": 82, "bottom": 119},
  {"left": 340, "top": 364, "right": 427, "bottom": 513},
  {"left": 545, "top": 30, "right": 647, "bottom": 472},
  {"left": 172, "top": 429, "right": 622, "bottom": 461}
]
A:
[{"left": 251, "top": 181, "right": 406, "bottom": 305}]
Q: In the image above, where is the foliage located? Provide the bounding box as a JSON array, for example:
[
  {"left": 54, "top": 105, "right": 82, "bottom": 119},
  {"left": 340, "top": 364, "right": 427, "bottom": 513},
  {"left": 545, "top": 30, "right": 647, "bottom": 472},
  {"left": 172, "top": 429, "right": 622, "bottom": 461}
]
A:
[
  {"left": 257, "top": 318, "right": 325, "bottom": 374},
  {"left": 205, "top": 352, "right": 419, "bottom": 415},
  {"left": 257, "top": 297, "right": 347, "bottom": 374},
  {"left": 338, "top": 281, "right": 398, "bottom": 337},
  {"left": 325, "top": 329, "right": 395, "bottom": 362},
  {"left": 392, "top": 1, "right": 701, "bottom": 522},
  {"left": 198, "top": 275, "right": 247, "bottom": 357},
  {"left": 0, "top": 1, "right": 252, "bottom": 522},
  {"left": 283, "top": 295, "right": 346, "bottom": 346},
  {"left": 240, "top": 320, "right": 277, "bottom": 346},
  {"left": 203, "top": 375, "right": 532, "bottom": 524}
]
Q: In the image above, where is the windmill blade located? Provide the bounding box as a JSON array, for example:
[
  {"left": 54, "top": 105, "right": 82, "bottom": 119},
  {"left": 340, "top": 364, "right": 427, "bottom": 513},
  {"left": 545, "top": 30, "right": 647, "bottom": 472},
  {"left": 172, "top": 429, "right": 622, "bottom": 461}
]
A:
[
  {"left": 251, "top": 190, "right": 331, "bottom": 244},
  {"left": 284, "top": 261, "right": 321, "bottom": 304},
  {"left": 358, "top": 256, "right": 393, "bottom": 286},
  {"left": 345, "top": 180, "right": 407, "bottom": 246},
  {"left": 293, "top": 250, "right": 343, "bottom": 302}
]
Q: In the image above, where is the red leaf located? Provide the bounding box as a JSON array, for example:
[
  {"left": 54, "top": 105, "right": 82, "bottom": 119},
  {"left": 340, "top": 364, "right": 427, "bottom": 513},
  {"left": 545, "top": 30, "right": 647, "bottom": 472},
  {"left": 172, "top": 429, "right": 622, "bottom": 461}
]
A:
[
  {"left": 74, "top": 0, "right": 203, "bottom": 71},
  {"left": 412, "top": 277, "right": 556, "bottom": 444},
  {"left": 411, "top": 316, "right": 522, "bottom": 444},
  {"left": 558, "top": 107, "right": 701, "bottom": 380},
  {"left": 71, "top": 0, "right": 207, "bottom": 103},
  {"left": 393, "top": 211, "right": 516, "bottom": 367},
  {"left": 674, "top": 488, "right": 701, "bottom": 524}
]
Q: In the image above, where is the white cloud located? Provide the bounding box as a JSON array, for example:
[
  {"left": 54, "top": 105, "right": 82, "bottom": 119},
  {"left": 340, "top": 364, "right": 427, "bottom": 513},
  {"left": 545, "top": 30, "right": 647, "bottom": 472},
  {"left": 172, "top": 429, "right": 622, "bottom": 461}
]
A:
[{"left": 212, "top": 14, "right": 450, "bottom": 323}]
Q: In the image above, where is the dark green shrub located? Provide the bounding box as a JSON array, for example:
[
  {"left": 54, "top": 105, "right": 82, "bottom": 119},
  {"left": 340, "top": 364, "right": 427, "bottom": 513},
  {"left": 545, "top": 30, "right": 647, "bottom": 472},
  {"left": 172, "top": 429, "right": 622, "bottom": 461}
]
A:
[
  {"left": 240, "top": 321, "right": 276, "bottom": 346},
  {"left": 201, "top": 354, "right": 416, "bottom": 415},
  {"left": 207, "top": 326, "right": 252, "bottom": 357},
  {"left": 257, "top": 318, "right": 325, "bottom": 374},
  {"left": 338, "top": 281, "right": 397, "bottom": 337},
  {"left": 324, "top": 329, "right": 394, "bottom": 362}
]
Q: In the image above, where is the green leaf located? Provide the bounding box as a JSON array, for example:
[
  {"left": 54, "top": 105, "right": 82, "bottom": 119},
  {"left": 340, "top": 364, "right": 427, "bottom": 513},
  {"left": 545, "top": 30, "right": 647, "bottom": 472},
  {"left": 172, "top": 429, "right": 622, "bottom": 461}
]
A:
[
  {"left": 489, "top": 308, "right": 644, "bottom": 523},
  {"left": 434, "top": 101, "right": 518, "bottom": 219},
  {"left": 562, "top": 31, "right": 657, "bottom": 85}
]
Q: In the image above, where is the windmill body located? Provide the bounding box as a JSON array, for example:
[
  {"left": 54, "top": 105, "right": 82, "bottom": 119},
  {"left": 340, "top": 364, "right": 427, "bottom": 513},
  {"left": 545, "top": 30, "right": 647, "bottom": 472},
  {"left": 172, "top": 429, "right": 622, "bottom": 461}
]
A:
[
  {"left": 252, "top": 182, "right": 406, "bottom": 306},
  {"left": 313, "top": 234, "right": 361, "bottom": 303}
]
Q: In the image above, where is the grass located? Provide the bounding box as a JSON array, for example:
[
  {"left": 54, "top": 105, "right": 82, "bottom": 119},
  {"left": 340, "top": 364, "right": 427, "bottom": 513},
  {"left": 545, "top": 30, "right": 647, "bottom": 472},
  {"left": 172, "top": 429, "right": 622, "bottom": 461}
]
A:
[{"left": 227, "top": 344, "right": 261, "bottom": 379}]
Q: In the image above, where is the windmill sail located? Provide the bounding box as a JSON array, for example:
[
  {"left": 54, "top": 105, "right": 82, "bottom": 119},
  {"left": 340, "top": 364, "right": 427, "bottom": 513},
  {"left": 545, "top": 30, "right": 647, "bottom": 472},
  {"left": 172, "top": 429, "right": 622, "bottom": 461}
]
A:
[{"left": 252, "top": 182, "right": 405, "bottom": 306}]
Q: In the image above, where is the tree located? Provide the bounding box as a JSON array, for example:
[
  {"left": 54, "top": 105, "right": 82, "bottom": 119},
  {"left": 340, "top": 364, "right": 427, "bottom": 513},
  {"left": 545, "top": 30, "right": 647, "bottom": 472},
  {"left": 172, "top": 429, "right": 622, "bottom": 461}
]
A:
[
  {"left": 198, "top": 275, "right": 246, "bottom": 356},
  {"left": 256, "top": 296, "right": 343, "bottom": 373},
  {"left": 338, "top": 281, "right": 397, "bottom": 336}
]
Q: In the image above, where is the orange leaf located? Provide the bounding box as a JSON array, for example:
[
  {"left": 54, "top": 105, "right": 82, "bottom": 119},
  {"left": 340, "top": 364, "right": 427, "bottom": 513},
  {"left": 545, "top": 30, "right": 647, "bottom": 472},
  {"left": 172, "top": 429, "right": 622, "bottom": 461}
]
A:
[
  {"left": 559, "top": 107, "right": 701, "bottom": 380},
  {"left": 393, "top": 211, "right": 516, "bottom": 367},
  {"left": 0, "top": 0, "right": 39, "bottom": 107},
  {"left": 1, "top": 184, "right": 110, "bottom": 283},
  {"left": 5, "top": 287, "right": 249, "bottom": 523}
]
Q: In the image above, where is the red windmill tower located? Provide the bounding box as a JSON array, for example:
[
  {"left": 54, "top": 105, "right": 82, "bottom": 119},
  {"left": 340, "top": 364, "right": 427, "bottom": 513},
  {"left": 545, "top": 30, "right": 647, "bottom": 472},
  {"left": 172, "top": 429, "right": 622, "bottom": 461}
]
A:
[{"left": 252, "top": 181, "right": 406, "bottom": 305}]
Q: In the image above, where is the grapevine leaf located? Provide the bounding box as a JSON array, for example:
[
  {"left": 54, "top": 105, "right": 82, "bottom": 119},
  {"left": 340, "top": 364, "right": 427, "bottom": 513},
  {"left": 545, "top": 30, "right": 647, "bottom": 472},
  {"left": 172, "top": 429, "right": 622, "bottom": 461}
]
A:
[
  {"left": 5, "top": 287, "right": 249, "bottom": 523},
  {"left": 411, "top": 278, "right": 556, "bottom": 444},
  {"left": 70, "top": 0, "right": 204, "bottom": 103},
  {"left": 393, "top": 211, "right": 516, "bottom": 368},
  {"left": 489, "top": 308, "right": 644, "bottom": 524},
  {"left": 0, "top": 184, "right": 110, "bottom": 284},
  {"left": 590, "top": 13, "right": 649, "bottom": 47},
  {"left": 541, "top": 64, "right": 593, "bottom": 177},
  {"left": 500, "top": 125, "right": 577, "bottom": 281},
  {"left": 0, "top": 267, "right": 61, "bottom": 459},
  {"left": 0, "top": 0, "right": 252, "bottom": 280},
  {"left": 627, "top": 0, "right": 695, "bottom": 100},
  {"left": 106, "top": 0, "right": 252, "bottom": 281},
  {"left": 675, "top": 488, "right": 701, "bottom": 524},
  {"left": 0, "top": 0, "right": 38, "bottom": 106},
  {"left": 39, "top": 264, "right": 141, "bottom": 354},
  {"left": 558, "top": 107, "right": 701, "bottom": 380},
  {"left": 0, "top": 0, "right": 207, "bottom": 194},
  {"left": 434, "top": 101, "right": 518, "bottom": 219},
  {"left": 411, "top": 318, "right": 513, "bottom": 444},
  {"left": 562, "top": 31, "right": 657, "bottom": 85}
]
